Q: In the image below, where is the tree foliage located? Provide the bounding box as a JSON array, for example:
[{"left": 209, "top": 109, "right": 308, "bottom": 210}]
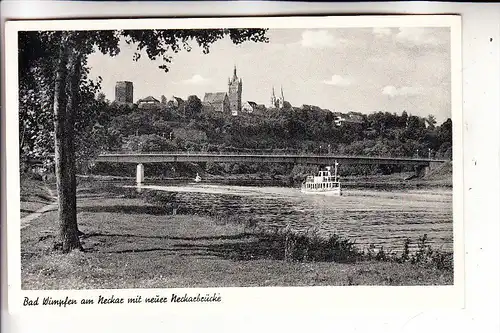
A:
[{"left": 184, "top": 95, "right": 203, "bottom": 119}]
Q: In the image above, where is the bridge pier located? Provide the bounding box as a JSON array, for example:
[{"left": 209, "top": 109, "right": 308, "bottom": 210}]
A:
[{"left": 136, "top": 163, "right": 144, "bottom": 185}]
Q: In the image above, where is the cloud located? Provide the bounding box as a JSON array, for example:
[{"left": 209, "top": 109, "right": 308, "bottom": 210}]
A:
[
  {"left": 382, "top": 85, "right": 423, "bottom": 97},
  {"left": 300, "top": 30, "right": 345, "bottom": 49},
  {"left": 182, "top": 74, "right": 210, "bottom": 85},
  {"left": 323, "top": 75, "right": 352, "bottom": 87},
  {"left": 395, "top": 28, "right": 442, "bottom": 46},
  {"left": 372, "top": 27, "right": 393, "bottom": 38}
]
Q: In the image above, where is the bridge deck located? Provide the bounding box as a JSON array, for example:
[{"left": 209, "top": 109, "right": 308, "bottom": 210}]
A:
[{"left": 95, "top": 152, "right": 448, "bottom": 166}]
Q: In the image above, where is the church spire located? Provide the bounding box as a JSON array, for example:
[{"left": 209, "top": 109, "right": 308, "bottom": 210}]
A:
[
  {"left": 270, "top": 86, "right": 277, "bottom": 108},
  {"left": 280, "top": 85, "right": 284, "bottom": 101},
  {"left": 233, "top": 65, "right": 237, "bottom": 80}
]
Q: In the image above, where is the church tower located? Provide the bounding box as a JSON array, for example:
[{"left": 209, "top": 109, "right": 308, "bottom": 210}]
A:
[
  {"left": 228, "top": 66, "right": 242, "bottom": 115},
  {"left": 270, "top": 86, "right": 285, "bottom": 108},
  {"left": 270, "top": 86, "right": 277, "bottom": 108}
]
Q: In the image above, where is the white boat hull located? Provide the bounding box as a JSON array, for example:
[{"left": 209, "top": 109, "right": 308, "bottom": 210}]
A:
[{"left": 301, "top": 187, "right": 342, "bottom": 196}]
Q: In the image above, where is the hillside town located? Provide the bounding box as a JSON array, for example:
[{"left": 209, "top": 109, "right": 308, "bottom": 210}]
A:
[{"left": 114, "top": 66, "right": 365, "bottom": 127}]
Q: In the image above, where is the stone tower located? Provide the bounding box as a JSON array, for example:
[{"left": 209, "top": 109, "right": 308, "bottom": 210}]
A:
[
  {"left": 228, "top": 66, "right": 242, "bottom": 115},
  {"left": 115, "top": 81, "right": 134, "bottom": 103}
]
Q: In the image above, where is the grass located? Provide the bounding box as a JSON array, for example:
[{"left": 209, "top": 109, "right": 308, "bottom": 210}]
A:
[
  {"left": 20, "top": 175, "right": 55, "bottom": 218},
  {"left": 20, "top": 180, "right": 454, "bottom": 289}
]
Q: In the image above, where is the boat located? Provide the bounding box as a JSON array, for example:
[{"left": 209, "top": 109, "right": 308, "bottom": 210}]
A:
[
  {"left": 194, "top": 173, "right": 202, "bottom": 183},
  {"left": 301, "top": 162, "right": 342, "bottom": 196}
]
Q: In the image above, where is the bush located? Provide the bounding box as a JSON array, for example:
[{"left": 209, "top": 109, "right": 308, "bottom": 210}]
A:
[
  {"left": 256, "top": 227, "right": 453, "bottom": 271},
  {"left": 141, "top": 190, "right": 176, "bottom": 205},
  {"left": 391, "top": 234, "right": 453, "bottom": 271},
  {"left": 123, "top": 134, "right": 177, "bottom": 152},
  {"left": 255, "top": 227, "right": 362, "bottom": 263}
]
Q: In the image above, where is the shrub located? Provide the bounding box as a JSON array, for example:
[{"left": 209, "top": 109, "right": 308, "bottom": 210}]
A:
[
  {"left": 401, "top": 238, "right": 411, "bottom": 262},
  {"left": 256, "top": 227, "right": 362, "bottom": 263},
  {"left": 140, "top": 190, "right": 176, "bottom": 205}
]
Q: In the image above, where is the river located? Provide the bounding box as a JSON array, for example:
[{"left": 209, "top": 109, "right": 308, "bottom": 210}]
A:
[{"left": 132, "top": 182, "right": 453, "bottom": 253}]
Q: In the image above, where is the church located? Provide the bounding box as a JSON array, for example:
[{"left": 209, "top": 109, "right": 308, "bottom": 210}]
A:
[
  {"left": 270, "top": 86, "right": 286, "bottom": 109},
  {"left": 203, "top": 66, "right": 242, "bottom": 116}
]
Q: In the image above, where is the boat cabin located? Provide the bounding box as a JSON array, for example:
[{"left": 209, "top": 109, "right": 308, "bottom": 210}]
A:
[{"left": 301, "top": 165, "right": 341, "bottom": 194}]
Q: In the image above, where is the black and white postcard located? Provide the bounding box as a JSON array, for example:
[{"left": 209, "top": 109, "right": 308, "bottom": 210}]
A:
[{"left": 5, "top": 15, "right": 463, "bottom": 315}]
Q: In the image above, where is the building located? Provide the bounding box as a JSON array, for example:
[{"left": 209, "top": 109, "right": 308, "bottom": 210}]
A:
[
  {"left": 334, "top": 113, "right": 365, "bottom": 126},
  {"left": 137, "top": 96, "right": 161, "bottom": 109},
  {"left": 167, "top": 96, "right": 185, "bottom": 109},
  {"left": 242, "top": 101, "right": 258, "bottom": 113},
  {"left": 202, "top": 66, "right": 243, "bottom": 115},
  {"left": 270, "top": 86, "right": 286, "bottom": 109},
  {"left": 228, "top": 66, "right": 242, "bottom": 115},
  {"left": 115, "top": 81, "right": 134, "bottom": 103},
  {"left": 203, "top": 92, "right": 230, "bottom": 113}
]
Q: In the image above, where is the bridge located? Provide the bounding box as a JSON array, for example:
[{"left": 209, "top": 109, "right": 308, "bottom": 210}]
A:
[{"left": 95, "top": 152, "right": 448, "bottom": 184}]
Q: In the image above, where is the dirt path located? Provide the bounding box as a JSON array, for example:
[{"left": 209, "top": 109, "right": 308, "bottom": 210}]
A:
[{"left": 20, "top": 185, "right": 57, "bottom": 229}]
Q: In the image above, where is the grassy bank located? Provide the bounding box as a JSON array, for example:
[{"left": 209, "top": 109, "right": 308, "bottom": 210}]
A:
[
  {"left": 20, "top": 175, "right": 55, "bottom": 218},
  {"left": 21, "top": 180, "right": 453, "bottom": 289}
]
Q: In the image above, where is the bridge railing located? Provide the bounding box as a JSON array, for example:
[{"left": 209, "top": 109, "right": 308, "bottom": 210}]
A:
[{"left": 98, "top": 150, "right": 449, "bottom": 162}]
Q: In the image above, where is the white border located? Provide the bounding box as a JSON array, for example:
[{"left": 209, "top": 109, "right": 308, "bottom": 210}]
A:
[{"left": 3, "top": 3, "right": 497, "bottom": 332}]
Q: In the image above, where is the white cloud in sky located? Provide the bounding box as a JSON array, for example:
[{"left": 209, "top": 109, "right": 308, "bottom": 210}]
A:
[
  {"left": 300, "top": 30, "right": 344, "bottom": 48},
  {"left": 372, "top": 27, "right": 393, "bottom": 38},
  {"left": 395, "top": 28, "right": 442, "bottom": 46},
  {"left": 371, "top": 27, "right": 443, "bottom": 46},
  {"left": 182, "top": 74, "right": 210, "bottom": 85},
  {"left": 323, "top": 75, "right": 352, "bottom": 86},
  {"left": 382, "top": 85, "right": 423, "bottom": 97}
]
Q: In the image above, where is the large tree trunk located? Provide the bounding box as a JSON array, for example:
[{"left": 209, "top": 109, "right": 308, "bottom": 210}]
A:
[
  {"left": 66, "top": 50, "right": 83, "bottom": 238},
  {"left": 53, "top": 33, "right": 82, "bottom": 252}
]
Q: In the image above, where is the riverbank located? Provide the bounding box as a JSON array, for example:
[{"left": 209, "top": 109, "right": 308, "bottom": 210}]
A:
[{"left": 21, "top": 180, "right": 453, "bottom": 289}]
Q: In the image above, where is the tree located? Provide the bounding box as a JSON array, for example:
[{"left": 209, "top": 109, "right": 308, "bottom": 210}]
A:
[
  {"left": 18, "top": 32, "right": 103, "bottom": 169},
  {"left": 97, "top": 92, "right": 106, "bottom": 103},
  {"left": 124, "top": 134, "right": 177, "bottom": 152},
  {"left": 184, "top": 95, "right": 203, "bottom": 119},
  {"left": 436, "top": 118, "right": 452, "bottom": 158},
  {"left": 400, "top": 110, "right": 409, "bottom": 127},
  {"left": 425, "top": 114, "right": 437, "bottom": 129},
  {"left": 19, "top": 28, "right": 268, "bottom": 252}
]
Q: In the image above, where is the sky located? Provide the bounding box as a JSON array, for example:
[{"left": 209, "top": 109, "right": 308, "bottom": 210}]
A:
[{"left": 87, "top": 27, "right": 451, "bottom": 123}]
